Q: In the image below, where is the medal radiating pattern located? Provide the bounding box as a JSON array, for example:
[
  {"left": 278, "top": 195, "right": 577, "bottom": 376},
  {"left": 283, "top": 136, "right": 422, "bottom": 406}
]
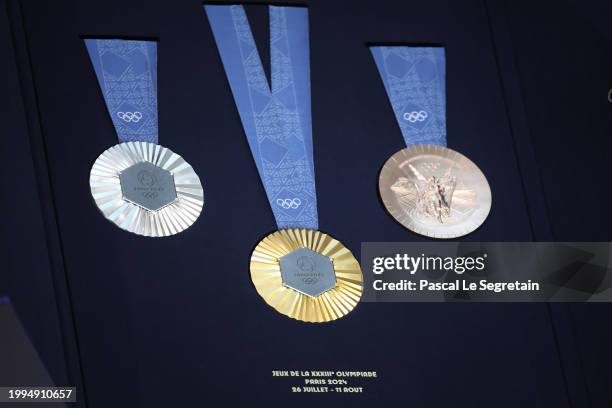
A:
[
  {"left": 250, "top": 229, "right": 363, "bottom": 323},
  {"left": 90, "top": 141, "right": 203, "bottom": 237}
]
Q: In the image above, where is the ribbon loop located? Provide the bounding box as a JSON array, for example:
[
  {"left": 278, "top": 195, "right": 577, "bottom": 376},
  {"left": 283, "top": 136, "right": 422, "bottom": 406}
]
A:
[
  {"left": 206, "top": 5, "right": 318, "bottom": 229},
  {"left": 84, "top": 39, "right": 159, "bottom": 144},
  {"left": 370, "top": 46, "right": 447, "bottom": 147}
]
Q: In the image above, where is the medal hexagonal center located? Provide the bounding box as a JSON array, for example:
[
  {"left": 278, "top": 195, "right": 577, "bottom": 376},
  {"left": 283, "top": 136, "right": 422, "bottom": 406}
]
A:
[
  {"left": 119, "top": 161, "right": 177, "bottom": 212},
  {"left": 279, "top": 248, "right": 336, "bottom": 297}
]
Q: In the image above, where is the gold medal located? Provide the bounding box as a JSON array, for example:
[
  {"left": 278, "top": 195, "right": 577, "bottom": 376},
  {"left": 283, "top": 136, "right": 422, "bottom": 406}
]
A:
[
  {"left": 89, "top": 141, "right": 204, "bottom": 237},
  {"left": 250, "top": 229, "right": 363, "bottom": 323},
  {"left": 379, "top": 144, "right": 491, "bottom": 239}
]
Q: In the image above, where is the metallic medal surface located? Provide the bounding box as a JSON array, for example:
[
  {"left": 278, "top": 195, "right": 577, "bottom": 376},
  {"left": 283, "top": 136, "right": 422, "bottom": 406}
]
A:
[
  {"left": 250, "top": 229, "right": 363, "bottom": 323},
  {"left": 379, "top": 144, "right": 491, "bottom": 239},
  {"left": 90, "top": 141, "right": 203, "bottom": 237}
]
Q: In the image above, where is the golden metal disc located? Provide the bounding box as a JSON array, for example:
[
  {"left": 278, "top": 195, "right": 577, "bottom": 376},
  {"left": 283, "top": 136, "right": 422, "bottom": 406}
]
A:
[
  {"left": 379, "top": 144, "right": 491, "bottom": 239},
  {"left": 90, "top": 141, "right": 204, "bottom": 237},
  {"left": 250, "top": 229, "right": 363, "bottom": 323}
]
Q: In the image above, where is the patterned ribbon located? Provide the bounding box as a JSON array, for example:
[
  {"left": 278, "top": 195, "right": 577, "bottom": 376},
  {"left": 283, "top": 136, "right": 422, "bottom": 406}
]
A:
[
  {"left": 84, "top": 39, "right": 159, "bottom": 143},
  {"left": 205, "top": 5, "right": 318, "bottom": 229},
  {"left": 370, "top": 47, "right": 447, "bottom": 146}
]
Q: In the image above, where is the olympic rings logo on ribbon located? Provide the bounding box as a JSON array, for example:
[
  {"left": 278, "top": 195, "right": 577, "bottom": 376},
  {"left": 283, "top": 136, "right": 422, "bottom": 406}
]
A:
[
  {"left": 276, "top": 198, "right": 302, "bottom": 209},
  {"left": 117, "top": 111, "right": 143, "bottom": 123},
  {"left": 403, "top": 110, "right": 428, "bottom": 123}
]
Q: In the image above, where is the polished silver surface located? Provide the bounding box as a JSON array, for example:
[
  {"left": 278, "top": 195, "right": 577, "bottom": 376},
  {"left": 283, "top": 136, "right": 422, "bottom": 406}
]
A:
[
  {"left": 379, "top": 144, "right": 491, "bottom": 239},
  {"left": 90, "top": 141, "right": 203, "bottom": 237},
  {"left": 279, "top": 247, "right": 337, "bottom": 298}
]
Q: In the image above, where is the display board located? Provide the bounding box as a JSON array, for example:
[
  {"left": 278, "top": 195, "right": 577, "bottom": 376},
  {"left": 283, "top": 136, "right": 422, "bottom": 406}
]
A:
[{"left": 1, "top": 0, "right": 611, "bottom": 406}]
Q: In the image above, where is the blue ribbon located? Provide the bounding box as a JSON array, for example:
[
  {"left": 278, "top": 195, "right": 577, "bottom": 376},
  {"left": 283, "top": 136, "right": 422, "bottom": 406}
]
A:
[
  {"left": 84, "top": 39, "right": 159, "bottom": 144},
  {"left": 205, "top": 5, "right": 318, "bottom": 230},
  {"left": 370, "top": 47, "right": 446, "bottom": 147}
]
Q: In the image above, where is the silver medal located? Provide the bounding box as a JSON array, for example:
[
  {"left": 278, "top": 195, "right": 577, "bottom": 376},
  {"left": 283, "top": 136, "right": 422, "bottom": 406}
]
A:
[{"left": 90, "top": 141, "right": 203, "bottom": 237}]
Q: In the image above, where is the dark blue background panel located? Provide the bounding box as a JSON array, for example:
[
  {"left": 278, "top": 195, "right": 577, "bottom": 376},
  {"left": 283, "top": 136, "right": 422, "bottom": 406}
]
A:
[{"left": 1, "top": 0, "right": 609, "bottom": 407}]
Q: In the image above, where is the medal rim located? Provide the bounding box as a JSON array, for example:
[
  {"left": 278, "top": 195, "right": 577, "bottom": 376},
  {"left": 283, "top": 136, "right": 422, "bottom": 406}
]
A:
[
  {"left": 89, "top": 141, "right": 204, "bottom": 237},
  {"left": 250, "top": 228, "right": 363, "bottom": 323},
  {"left": 379, "top": 144, "right": 492, "bottom": 239}
]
